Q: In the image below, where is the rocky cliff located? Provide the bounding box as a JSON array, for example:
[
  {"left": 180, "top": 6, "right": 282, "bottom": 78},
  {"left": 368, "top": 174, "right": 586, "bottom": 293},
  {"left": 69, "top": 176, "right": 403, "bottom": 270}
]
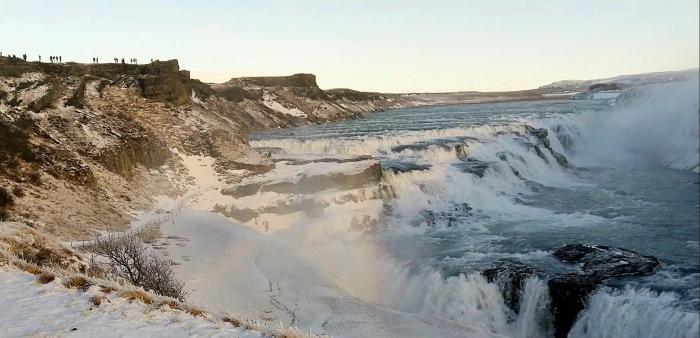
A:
[{"left": 0, "top": 57, "right": 405, "bottom": 239}]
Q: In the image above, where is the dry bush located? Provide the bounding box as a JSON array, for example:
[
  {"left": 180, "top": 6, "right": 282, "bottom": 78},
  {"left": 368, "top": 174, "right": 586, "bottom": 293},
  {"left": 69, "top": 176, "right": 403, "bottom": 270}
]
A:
[
  {"left": 89, "top": 233, "right": 186, "bottom": 301},
  {"left": 273, "top": 326, "right": 316, "bottom": 338},
  {"left": 158, "top": 299, "right": 182, "bottom": 310},
  {"left": 64, "top": 276, "right": 91, "bottom": 291},
  {"left": 122, "top": 290, "right": 153, "bottom": 304},
  {"left": 8, "top": 239, "right": 63, "bottom": 266},
  {"left": 2, "top": 231, "right": 83, "bottom": 271},
  {"left": 90, "top": 295, "right": 104, "bottom": 306},
  {"left": 223, "top": 315, "right": 243, "bottom": 327},
  {"left": 24, "top": 264, "right": 42, "bottom": 275},
  {"left": 37, "top": 272, "right": 55, "bottom": 284},
  {"left": 99, "top": 285, "right": 117, "bottom": 294},
  {"left": 0, "top": 187, "right": 15, "bottom": 206},
  {"left": 239, "top": 319, "right": 264, "bottom": 332},
  {"left": 11, "top": 186, "right": 24, "bottom": 198},
  {"left": 186, "top": 307, "right": 205, "bottom": 317},
  {"left": 27, "top": 170, "right": 41, "bottom": 185},
  {"left": 0, "top": 186, "right": 13, "bottom": 221}
]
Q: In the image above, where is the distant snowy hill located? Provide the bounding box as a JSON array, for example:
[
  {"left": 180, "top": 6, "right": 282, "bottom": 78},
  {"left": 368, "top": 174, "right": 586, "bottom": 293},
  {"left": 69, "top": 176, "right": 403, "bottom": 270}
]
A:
[{"left": 540, "top": 69, "right": 699, "bottom": 91}]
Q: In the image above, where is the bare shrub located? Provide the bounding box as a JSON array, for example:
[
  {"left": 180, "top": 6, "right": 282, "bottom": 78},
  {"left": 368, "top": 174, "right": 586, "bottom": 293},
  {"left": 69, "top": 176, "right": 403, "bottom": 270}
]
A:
[
  {"left": 64, "top": 276, "right": 91, "bottom": 291},
  {"left": 99, "top": 285, "right": 117, "bottom": 294},
  {"left": 89, "top": 233, "right": 186, "bottom": 301},
  {"left": 158, "top": 299, "right": 182, "bottom": 310},
  {"left": 27, "top": 170, "right": 41, "bottom": 185},
  {"left": 122, "top": 290, "right": 153, "bottom": 304},
  {"left": 90, "top": 295, "right": 104, "bottom": 306},
  {"left": 0, "top": 187, "right": 13, "bottom": 221},
  {"left": 223, "top": 315, "right": 244, "bottom": 327},
  {"left": 24, "top": 264, "right": 42, "bottom": 275},
  {"left": 0, "top": 187, "right": 15, "bottom": 207},
  {"left": 11, "top": 186, "right": 24, "bottom": 198},
  {"left": 186, "top": 307, "right": 205, "bottom": 317},
  {"left": 37, "top": 272, "right": 55, "bottom": 284}
]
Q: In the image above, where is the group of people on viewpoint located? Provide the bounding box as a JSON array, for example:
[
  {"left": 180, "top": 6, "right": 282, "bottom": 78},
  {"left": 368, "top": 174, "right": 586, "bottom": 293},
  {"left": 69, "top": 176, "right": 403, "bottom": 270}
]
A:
[{"left": 2, "top": 51, "right": 149, "bottom": 65}]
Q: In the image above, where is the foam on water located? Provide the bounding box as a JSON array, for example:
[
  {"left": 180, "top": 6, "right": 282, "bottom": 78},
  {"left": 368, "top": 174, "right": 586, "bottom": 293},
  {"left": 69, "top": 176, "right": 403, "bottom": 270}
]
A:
[
  {"left": 541, "top": 79, "right": 700, "bottom": 172},
  {"left": 245, "top": 79, "right": 699, "bottom": 337},
  {"left": 569, "top": 287, "right": 700, "bottom": 338}
]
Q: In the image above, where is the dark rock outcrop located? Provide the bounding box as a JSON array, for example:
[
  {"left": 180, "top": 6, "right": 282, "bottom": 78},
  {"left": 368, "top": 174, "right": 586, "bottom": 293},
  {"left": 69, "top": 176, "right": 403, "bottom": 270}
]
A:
[
  {"left": 480, "top": 244, "right": 662, "bottom": 338},
  {"left": 588, "top": 83, "right": 621, "bottom": 92},
  {"left": 137, "top": 60, "right": 191, "bottom": 105},
  {"left": 553, "top": 243, "right": 660, "bottom": 279},
  {"left": 240, "top": 73, "right": 319, "bottom": 88},
  {"left": 552, "top": 243, "right": 598, "bottom": 262},
  {"left": 523, "top": 125, "right": 569, "bottom": 167},
  {"left": 381, "top": 160, "right": 431, "bottom": 173},
  {"left": 547, "top": 243, "right": 661, "bottom": 337},
  {"left": 222, "top": 162, "right": 383, "bottom": 198},
  {"left": 482, "top": 260, "right": 539, "bottom": 313},
  {"left": 547, "top": 273, "right": 603, "bottom": 338},
  {"left": 452, "top": 158, "right": 491, "bottom": 177}
]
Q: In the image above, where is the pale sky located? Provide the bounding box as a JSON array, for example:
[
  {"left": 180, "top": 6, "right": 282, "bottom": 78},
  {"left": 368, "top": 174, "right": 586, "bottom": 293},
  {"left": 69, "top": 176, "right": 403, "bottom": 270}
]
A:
[{"left": 2, "top": 1, "right": 698, "bottom": 92}]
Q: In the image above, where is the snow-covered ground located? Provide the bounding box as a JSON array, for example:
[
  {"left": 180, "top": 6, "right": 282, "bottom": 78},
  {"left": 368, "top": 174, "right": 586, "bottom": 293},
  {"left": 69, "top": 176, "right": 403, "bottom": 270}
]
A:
[
  {"left": 263, "top": 93, "right": 308, "bottom": 118},
  {"left": 158, "top": 210, "right": 502, "bottom": 338},
  {"left": 0, "top": 268, "right": 262, "bottom": 338},
  {"left": 144, "top": 150, "right": 502, "bottom": 337}
]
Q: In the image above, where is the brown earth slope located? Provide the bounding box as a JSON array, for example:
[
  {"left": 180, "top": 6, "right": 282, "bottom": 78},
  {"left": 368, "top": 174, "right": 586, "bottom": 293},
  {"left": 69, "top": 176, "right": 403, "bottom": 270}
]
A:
[{"left": 0, "top": 57, "right": 406, "bottom": 240}]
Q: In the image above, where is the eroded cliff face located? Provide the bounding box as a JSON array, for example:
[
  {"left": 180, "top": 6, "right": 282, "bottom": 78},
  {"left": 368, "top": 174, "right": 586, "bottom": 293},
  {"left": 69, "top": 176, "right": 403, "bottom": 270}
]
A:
[{"left": 0, "top": 57, "right": 405, "bottom": 239}]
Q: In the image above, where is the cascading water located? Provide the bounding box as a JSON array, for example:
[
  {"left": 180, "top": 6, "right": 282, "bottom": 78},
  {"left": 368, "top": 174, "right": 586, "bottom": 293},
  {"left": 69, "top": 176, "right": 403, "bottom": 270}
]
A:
[
  {"left": 542, "top": 79, "right": 700, "bottom": 172},
  {"left": 249, "top": 77, "right": 699, "bottom": 338}
]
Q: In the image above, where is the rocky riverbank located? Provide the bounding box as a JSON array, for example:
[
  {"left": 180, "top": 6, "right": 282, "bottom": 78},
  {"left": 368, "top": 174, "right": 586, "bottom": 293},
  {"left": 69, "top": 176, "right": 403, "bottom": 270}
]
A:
[{"left": 0, "top": 57, "right": 419, "bottom": 240}]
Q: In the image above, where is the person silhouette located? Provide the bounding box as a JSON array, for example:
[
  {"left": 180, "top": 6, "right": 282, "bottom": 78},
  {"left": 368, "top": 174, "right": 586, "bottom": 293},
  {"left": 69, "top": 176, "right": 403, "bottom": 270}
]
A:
[
  {"left": 59, "top": 56, "right": 62, "bottom": 63},
  {"left": 39, "top": 55, "right": 41, "bottom": 62},
  {"left": 96, "top": 57, "right": 99, "bottom": 64},
  {"left": 22, "top": 54, "right": 26, "bottom": 61},
  {"left": 121, "top": 58, "right": 125, "bottom": 64}
]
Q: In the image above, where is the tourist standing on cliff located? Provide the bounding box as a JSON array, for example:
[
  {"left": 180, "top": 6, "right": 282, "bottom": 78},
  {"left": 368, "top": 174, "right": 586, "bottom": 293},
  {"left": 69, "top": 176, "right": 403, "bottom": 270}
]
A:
[{"left": 38, "top": 55, "right": 41, "bottom": 62}]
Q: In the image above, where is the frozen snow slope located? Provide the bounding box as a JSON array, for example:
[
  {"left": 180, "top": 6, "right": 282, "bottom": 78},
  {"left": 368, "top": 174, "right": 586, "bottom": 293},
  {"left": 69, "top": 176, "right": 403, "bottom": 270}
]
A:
[{"left": 0, "top": 267, "right": 263, "bottom": 338}]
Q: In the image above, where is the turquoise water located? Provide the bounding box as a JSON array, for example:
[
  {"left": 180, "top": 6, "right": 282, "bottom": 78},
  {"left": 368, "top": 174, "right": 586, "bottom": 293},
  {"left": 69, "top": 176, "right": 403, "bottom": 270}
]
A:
[{"left": 252, "top": 82, "right": 699, "bottom": 336}]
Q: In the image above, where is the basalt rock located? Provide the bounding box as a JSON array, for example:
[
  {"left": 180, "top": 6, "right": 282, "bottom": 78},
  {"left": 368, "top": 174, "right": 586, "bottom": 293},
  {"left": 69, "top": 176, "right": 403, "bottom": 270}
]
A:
[
  {"left": 482, "top": 260, "right": 539, "bottom": 313},
  {"left": 552, "top": 243, "right": 597, "bottom": 262},
  {"left": 222, "top": 162, "right": 382, "bottom": 198},
  {"left": 381, "top": 160, "right": 431, "bottom": 173},
  {"left": 548, "top": 243, "right": 661, "bottom": 337},
  {"left": 452, "top": 158, "right": 491, "bottom": 177},
  {"left": 547, "top": 273, "right": 603, "bottom": 338},
  {"left": 553, "top": 243, "right": 660, "bottom": 278},
  {"left": 523, "top": 125, "right": 569, "bottom": 167},
  {"left": 137, "top": 60, "right": 191, "bottom": 105}
]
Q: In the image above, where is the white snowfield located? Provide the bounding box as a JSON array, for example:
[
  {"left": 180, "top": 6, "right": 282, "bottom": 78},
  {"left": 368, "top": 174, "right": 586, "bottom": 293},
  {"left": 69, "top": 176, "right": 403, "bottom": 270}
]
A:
[
  {"left": 151, "top": 151, "right": 504, "bottom": 337},
  {"left": 0, "top": 268, "right": 262, "bottom": 338},
  {"left": 263, "top": 93, "right": 308, "bottom": 117}
]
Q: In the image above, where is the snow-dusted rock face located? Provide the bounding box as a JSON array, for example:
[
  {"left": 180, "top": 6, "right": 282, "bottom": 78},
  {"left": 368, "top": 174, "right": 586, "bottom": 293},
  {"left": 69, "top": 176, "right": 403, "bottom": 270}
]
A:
[{"left": 0, "top": 57, "right": 402, "bottom": 240}]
